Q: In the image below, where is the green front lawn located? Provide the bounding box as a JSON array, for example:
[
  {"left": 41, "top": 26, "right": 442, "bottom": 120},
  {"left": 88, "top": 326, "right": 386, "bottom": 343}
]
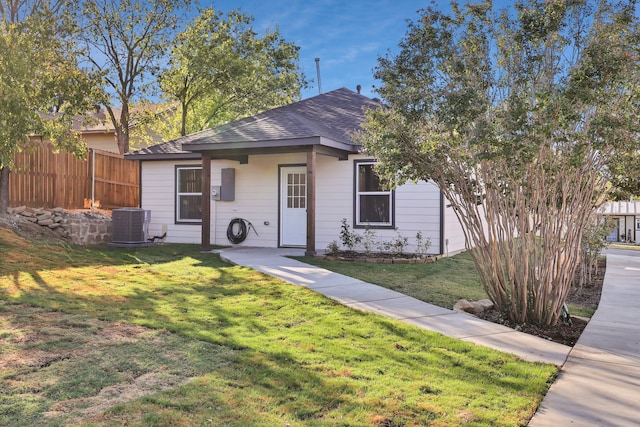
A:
[
  {"left": 0, "top": 229, "right": 556, "bottom": 426},
  {"left": 296, "top": 252, "right": 486, "bottom": 310}
]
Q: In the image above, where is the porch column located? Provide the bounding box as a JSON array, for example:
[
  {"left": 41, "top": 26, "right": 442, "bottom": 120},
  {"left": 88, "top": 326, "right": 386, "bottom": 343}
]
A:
[
  {"left": 201, "top": 152, "right": 211, "bottom": 251},
  {"left": 305, "top": 150, "right": 316, "bottom": 256}
]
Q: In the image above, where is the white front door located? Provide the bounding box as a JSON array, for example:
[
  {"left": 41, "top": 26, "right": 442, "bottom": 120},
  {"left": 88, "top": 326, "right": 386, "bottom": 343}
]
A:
[{"left": 280, "top": 166, "right": 307, "bottom": 247}]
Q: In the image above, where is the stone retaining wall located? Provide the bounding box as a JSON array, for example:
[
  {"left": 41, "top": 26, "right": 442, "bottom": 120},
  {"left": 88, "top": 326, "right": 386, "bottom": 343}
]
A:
[
  {"left": 62, "top": 216, "right": 112, "bottom": 245},
  {"left": 7, "top": 206, "right": 112, "bottom": 245}
]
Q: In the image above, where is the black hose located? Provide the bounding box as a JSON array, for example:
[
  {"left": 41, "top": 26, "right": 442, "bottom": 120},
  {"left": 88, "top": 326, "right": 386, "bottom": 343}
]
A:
[
  {"left": 227, "top": 218, "right": 258, "bottom": 244},
  {"left": 147, "top": 232, "right": 167, "bottom": 242}
]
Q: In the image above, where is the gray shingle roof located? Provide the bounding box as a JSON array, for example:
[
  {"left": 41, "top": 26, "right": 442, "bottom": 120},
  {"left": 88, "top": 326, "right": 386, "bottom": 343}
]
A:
[{"left": 127, "top": 88, "right": 379, "bottom": 159}]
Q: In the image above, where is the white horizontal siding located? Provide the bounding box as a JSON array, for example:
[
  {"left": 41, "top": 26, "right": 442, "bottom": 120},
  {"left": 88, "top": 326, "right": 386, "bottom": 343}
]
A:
[
  {"left": 141, "top": 153, "right": 450, "bottom": 253},
  {"left": 212, "top": 153, "right": 306, "bottom": 247},
  {"left": 315, "top": 154, "right": 442, "bottom": 255},
  {"left": 442, "top": 201, "right": 467, "bottom": 256},
  {"left": 316, "top": 155, "right": 354, "bottom": 251},
  {"left": 393, "top": 180, "right": 441, "bottom": 254},
  {"left": 140, "top": 160, "right": 208, "bottom": 244}
]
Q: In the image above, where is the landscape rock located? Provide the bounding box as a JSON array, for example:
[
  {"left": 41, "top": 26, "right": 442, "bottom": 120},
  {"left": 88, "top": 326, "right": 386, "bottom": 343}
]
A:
[
  {"left": 36, "top": 212, "right": 53, "bottom": 221},
  {"left": 453, "top": 299, "right": 478, "bottom": 314},
  {"left": 453, "top": 298, "right": 493, "bottom": 315},
  {"left": 7, "top": 207, "right": 112, "bottom": 245},
  {"left": 12, "top": 206, "right": 27, "bottom": 214},
  {"left": 476, "top": 299, "right": 494, "bottom": 311}
]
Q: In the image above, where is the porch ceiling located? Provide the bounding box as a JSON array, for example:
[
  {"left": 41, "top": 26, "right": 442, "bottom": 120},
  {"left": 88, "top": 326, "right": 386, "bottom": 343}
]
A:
[{"left": 187, "top": 136, "right": 359, "bottom": 162}]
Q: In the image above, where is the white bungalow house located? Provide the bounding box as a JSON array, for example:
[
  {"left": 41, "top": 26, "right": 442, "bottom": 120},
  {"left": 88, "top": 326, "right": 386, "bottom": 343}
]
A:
[
  {"left": 600, "top": 200, "right": 640, "bottom": 243},
  {"left": 126, "top": 88, "right": 467, "bottom": 256}
]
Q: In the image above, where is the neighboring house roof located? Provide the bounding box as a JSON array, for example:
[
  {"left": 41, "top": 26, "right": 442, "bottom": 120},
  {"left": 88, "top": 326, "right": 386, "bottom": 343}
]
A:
[
  {"left": 69, "top": 108, "right": 117, "bottom": 134},
  {"left": 126, "top": 88, "right": 379, "bottom": 161},
  {"left": 38, "top": 103, "right": 175, "bottom": 135}
]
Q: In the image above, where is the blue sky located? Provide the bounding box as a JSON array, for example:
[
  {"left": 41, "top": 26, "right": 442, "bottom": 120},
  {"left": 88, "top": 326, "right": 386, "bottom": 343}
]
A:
[{"left": 214, "top": 0, "right": 433, "bottom": 99}]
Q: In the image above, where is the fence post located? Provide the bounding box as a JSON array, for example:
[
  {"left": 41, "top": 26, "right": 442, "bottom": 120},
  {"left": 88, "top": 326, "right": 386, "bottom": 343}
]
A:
[{"left": 90, "top": 148, "right": 95, "bottom": 213}]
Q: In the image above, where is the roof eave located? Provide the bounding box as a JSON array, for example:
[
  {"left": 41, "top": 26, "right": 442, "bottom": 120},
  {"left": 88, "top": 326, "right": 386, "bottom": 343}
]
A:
[
  {"left": 125, "top": 152, "right": 202, "bottom": 161},
  {"left": 184, "top": 136, "right": 360, "bottom": 154}
]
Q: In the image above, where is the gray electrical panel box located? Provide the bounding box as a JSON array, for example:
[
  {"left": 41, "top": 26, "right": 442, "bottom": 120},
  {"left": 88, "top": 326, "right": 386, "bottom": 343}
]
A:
[
  {"left": 211, "top": 185, "right": 221, "bottom": 201},
  {"left": 221, "top": 168, "right": 235, "bottom": 201}
]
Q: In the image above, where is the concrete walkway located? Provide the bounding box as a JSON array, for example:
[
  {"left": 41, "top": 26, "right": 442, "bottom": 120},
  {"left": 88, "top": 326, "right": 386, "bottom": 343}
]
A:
[
  {"left": 529, "top": 249, "right": 640, "bottom": 426},
  {"left": 218, "top": 247, "right": 570, "bottom": 366}
]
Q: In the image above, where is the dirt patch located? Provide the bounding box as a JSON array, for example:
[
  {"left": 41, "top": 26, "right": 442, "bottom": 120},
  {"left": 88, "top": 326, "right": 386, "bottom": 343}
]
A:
[
  {"left": 0, "top": 213, "right": 66, "bottom": 244},
  {"left": 0, "top": 303, "right": 236, "bottom": 426}
]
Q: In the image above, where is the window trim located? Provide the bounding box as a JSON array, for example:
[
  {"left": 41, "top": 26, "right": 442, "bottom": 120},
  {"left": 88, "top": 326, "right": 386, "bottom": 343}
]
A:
[
  {"left": 353, "top": 159, "right": 395, "bottom": 229},
  {"left": 175, "top": 164, "right": 203, "bottom": 225}
]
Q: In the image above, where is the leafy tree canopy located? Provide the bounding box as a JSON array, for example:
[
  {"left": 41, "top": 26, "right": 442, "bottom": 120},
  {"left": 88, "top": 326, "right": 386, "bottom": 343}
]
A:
[
  {"left": 0, "top": 2, "right": 100, "bottom": 212},
  {"left": 153, "top": 6, "right": 307, "bottom": 139},
  {"left": 357, "top": 0, "right": 640, "bottom": 325}
]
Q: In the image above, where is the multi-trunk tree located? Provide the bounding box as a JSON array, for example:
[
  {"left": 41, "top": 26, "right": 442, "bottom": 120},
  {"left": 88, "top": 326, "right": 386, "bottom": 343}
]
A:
[
  {"left": 357, "top": 0, "right": 640, "bottom": 326},
  {"left": 75, "top": 0, "right": 192, "bottom": 154}
]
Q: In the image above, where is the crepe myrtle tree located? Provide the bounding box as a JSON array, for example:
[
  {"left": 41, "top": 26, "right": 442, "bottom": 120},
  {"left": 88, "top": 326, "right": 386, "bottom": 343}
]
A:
[{"left": 356, "top": 0, "right": 640, "bottom": 326}]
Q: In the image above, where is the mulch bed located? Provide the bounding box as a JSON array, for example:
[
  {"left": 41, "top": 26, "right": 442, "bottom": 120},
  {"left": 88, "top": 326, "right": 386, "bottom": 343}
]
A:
[{"left": 476, "top": 259, "right": 605, "bottom": 346}]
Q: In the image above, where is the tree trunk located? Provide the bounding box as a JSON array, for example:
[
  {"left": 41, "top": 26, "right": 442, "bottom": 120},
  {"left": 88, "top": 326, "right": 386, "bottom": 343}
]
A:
[
  {"left": 106, "top": 105, "right": 130, "bottom": 154},
  {"left": 181, "top": 101, "right": 188, "bottom": 137},
  {"left": 441, "top": 149, "right": 603, "bottom": 327},
  {"left": 0, "top": 166, "right": 10, "bottom": 214}
]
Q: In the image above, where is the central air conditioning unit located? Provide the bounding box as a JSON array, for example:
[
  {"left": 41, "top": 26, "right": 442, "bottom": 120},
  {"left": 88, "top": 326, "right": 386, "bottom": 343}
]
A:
[{"left": 111, "top": 208, "right": 151, "bottom": 246}]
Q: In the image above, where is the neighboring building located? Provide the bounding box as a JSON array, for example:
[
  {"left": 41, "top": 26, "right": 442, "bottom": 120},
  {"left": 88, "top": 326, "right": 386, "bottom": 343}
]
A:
[
  {"left": 68, "top": 106, "right": 170, "bottom": 153},
  {"left": 127, "top": 88, "right": 468, "bottom": 256},
  {"left": 70, "top": 108, "right": 120, "bottom": 153},
  {"left": 600, "top": 200, "right": 640, "bottom": 243}
]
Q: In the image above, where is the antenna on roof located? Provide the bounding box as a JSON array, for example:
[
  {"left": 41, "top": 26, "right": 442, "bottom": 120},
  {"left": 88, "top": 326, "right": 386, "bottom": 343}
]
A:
[{"left": 315, "top": 58, "right": 322, "bottom": 95}]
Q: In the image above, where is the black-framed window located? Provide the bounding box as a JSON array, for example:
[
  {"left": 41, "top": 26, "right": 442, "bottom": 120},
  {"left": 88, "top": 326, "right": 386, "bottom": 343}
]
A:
[
  {"left": 176, "top": 166, "right": 202, "bottom": 223},
  {"left": 354, "top": 160, "right": 394, "bottom": 228}
]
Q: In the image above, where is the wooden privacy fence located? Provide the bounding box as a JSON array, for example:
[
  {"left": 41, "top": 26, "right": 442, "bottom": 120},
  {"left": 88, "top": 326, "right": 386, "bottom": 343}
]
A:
[{"left": 9, "top": 144, "right": 139, "bottom": 209}]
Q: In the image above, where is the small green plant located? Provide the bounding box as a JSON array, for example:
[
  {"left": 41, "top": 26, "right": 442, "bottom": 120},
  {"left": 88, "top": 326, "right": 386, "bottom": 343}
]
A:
[
  {"left": 415, "top": 231, "right": 432, "bottom": 257},
  {"left": 326, "top": 240, "right": 340, "bottom": 255},
  {"left": 378, "top": 231, "right": 409, "bottom": 255},
  {"left": 339, "top": 218, "right": 361, "bottom": 252},
  {"left": 361, "top": 226, "right": 378, "bottom": 255},
  {"left": 377, "top": 239, "right": 392, "bottom": 253},
  {"left": 391, "top": 231, "right": 409, "bottom": 255}
]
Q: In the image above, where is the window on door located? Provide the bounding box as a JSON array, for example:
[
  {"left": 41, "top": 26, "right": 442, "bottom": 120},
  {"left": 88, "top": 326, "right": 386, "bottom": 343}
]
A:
[
  {"left": 354, "top": 160, "right": 394, "bottom": 228},
  {"left": 287, "top": 172, "right": 306, "bottom": 209},
  {"left": 176, "top": 166, "right": 202, "bottom": 223}
]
